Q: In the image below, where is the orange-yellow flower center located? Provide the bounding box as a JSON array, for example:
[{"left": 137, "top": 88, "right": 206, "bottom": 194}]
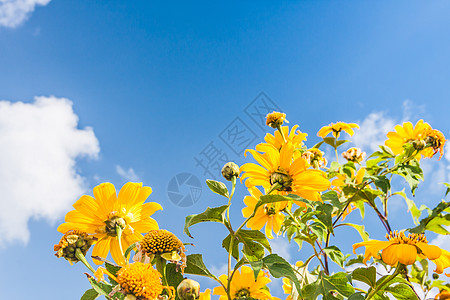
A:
[
  {"left": 116, "top": 262, "right": 163, "bottom": 299},
  {"left": 141, "top": 229, "right": 184, "bottom": 255},
  {"left": 386, "top": 231, "right": 428, "bottom": 244}
]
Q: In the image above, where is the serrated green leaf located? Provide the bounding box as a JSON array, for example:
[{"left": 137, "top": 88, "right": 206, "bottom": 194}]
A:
[
  {"left": 351, "top": 266, "right": 376, "bottom": 288},
  {"left": 80, "top": 289, "right": 99, "bottom": 300},
  {"left": 206, "top": 179, "right": 229, "bottom": 198},
  {"left": 184, "top": 205, "right": 228, "bottom": 238},
  {"left": 184, "top": 254, "right": 217, "bottom": 280},
  {"left": 242, "top": 240, "right": 265, "bottom": 261},
  {"left": 408, "top": 200, "right": 450, "bottom": 234},
  {"left": 316, "top": 203, "right": 333, "bottom": 232},
  {"left": 238, "top": 229, "right": 272, "bottom": 252}
]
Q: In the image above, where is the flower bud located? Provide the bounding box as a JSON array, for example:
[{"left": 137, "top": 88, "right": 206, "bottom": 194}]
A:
[
  {"left": 54, "top": 230, "right": 95, "bottom": 265},
  {"left": 177, "top": 279, "right": 200, "bottom": 300},
  {"left": 221, "top": 162, "right": 240, "bottom": 181},
  {"left": 270, "top": 167, "right": 293, "bottom": 192}
]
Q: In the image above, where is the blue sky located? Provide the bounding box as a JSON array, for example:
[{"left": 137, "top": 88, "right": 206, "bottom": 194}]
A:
[{"left": 1, "top": 1, "right": 450, "bottom": 299}]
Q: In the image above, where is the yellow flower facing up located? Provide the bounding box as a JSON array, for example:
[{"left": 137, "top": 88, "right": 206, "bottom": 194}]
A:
[
  {"left": 116, "top": 262, "right": 163, "bottom": 300},
  {"left": 385, "top": 119, "right": 446, "bottom": 160},
  {"left": 241, "top": 186, "right": 289, "bottom": 239},
  {"left": 57, "top": 182, "right": 162, "bottom": 265},
  {"left": 260, "top": 125, "right": 307, "bottom": 150},
  {"left": 266, "top": 111, "right": 287, "bottom": 128},
  {"left": 213, "top": 265, "right": 273, "bottom": 300},
  {"left": 240, "top": 142, "right": 331, "bottom": 202},
  {"left": 317, "top": 122, "right": 359, "bottom": 139},
  {"left": 353, "top": 231, "right": 450, "bottom": 276}
]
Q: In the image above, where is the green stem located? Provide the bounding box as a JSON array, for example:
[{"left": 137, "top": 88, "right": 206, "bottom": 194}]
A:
[
  {"left": 155, "top": 256, "right": 169, "bottom": 286},
  {"left": 115, "top": 226, "right": 127, "bottom": 264},
  {"left": 276, "top": 125, "right": 287, "bottom": 143},
  {"left": 75, "top": 248, "right": 96, "bottom": 274},
  {"left": 366, "top": 264, "right": 403, "bottom": 300},
  {"left": 334, "top": 146, "right": 339, "bottom": 162}
]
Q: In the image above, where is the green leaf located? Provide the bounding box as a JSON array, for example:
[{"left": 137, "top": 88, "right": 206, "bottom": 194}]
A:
[
  {"left": 322, "top": 246, "right": 345, "bottom": 268},
  {"left": 184, "top": 254, "right": 217, "bottom": 280},
  {"left": 262, "top": 254, "right": 302, "bottom": 295},
  {"left": 206, "top": 179, "right": 229, "bottom": 198},
  {"left": 395, "top": 161, "right": 423, "bottom": 195},
  {"left": 443, "top": 182, "right": 450, "bottom": 197},
  {"left": 238, "top": 229, "right": 272, "bottom": 252},
  {"left": 80, "top": 289, "right": 99, "bottom": 300},
  {"left": 316, "top": 203, "right": 334, "bottom": 233},
  {"left": 408, "top": 200, "right": 450, "bottom": 234},
  {"left": 336, "top": 140, "right": 350, "bottom": 147},
  {"left": 351, "top": 266, "right": 376, "bottom": 288},
  {"left": 166, "top": 263, "right": 185, "bottom": 300},
  {"left": 384, "top": 283, "right": 419, "bottom": 299},
  {"left": 249, "top": 260, "right": 264, "bottom": 281},
  {"left": 323, "top": 137, "right": 337, "bottom": 148},
  {"left": 302, "top": 272, "right": 354, "bottom": 299},
  {"left": 242, "top": 240, "right": 265, "bottom": 261},
  {"left": 373, "top": 175, "right": 390, "bottom": 194},
  {"left": 257, "top": 194, "right": 307, "bottom": 211},
  {"left": 88, "top": 278, "right": 113, "bottom": 297},
  {"left": 339, "top": 223, "right": 369, "bottom": 241},
  {"left": 348, "top": 293, "right": 365, "bottom": 300},
  {"left": 222, "top": 234, "right": 240, "bottom": 260},
  {"left": 105, "top": 262, "right": 121, "bottom": 285},
  {"left": 322, "top": 191, "right": 342, "bottom": 209},
  {"left": 184, "top": 205, "right": 229, "bottom": 238}
]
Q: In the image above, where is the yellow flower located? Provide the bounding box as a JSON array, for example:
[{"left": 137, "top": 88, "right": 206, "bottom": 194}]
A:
[
  {"left": 260, "top": 125, "right": 307, "bottom": 150},
  {"left": 137, "top": 229, "right": 186, "bottom": 271},
  {"left": 331, "top": 168, "right": 365, "bottom": 190},
  {"left": 242, "top": 186, "right": 289, "bottom": 239},
  {"left": 213, "top": 265, "right": 273, "bottom": 300},
  {"left": 353, "top": 231, "right": 450, "bottom": 275},
  {"left": 57, "top": 182, "right": 162, "bottom": 265},
  {"left": 116, "top": 262, "right": 163, "bottom": 300},
  {"left": 435, "top": 290, "right": 450, "bottom": 299},
  {"left": 266, "top": 111, "right": 287, "bottom": 128},
  {"left": 240, "top": 142, "right": 331, "bottom": 202},
  {"left": 385, "top": 120, "right": 446, "bottom": 160},
  {"left": 317, "top": 122, "right": 359, "bottom": 139},
  {"left": 282, "top": 278, "right": 293, "bottom": 300},
  {"left": 199, "top": 289, "right": 211, "bottom": 300}
]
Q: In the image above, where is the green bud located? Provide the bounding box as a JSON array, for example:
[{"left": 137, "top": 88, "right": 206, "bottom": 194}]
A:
[
  {"left": 177, "top": 279, "right": 200, "bottom": 300},
  {"left": 221, "top": 162, "right": 240, "bottom": 181}
]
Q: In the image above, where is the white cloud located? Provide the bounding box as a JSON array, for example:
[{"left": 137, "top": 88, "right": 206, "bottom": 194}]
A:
[
  {"left": 352, "top": 112, "right": 396, "bottom": 153},
  {"left": 0, "top": 96, "right": 99, "bottom": 245},
  {"left": 0, "top": 0, "right": 51, "bottom": 28},
  {"left": 116, "top": 165, "right": 140, "bottom": 182}
]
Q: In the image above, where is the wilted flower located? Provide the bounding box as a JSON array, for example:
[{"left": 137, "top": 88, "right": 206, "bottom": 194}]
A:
[
  {"left": 302, "top": 148, "right": 327, "bottom": 169},
  {"left": 342, "top": 147, "right": 366, "bottom": 164},
  {"left": 266, "top": 111, "right": 287, "bottom": 128},
  {"left": 54, "top": 230, "right": 96, "bottom": 265}
]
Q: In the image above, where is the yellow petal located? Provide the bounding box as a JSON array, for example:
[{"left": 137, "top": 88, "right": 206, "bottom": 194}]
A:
[
  {"left": 93, "top": 182, "right": 117, "bottom": 210},
  {"left": 416, "top": 242, "right": 442, "bottom": 260},
  {"left": 92, "top": 237, "right": 111, "bottom": 265}
]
